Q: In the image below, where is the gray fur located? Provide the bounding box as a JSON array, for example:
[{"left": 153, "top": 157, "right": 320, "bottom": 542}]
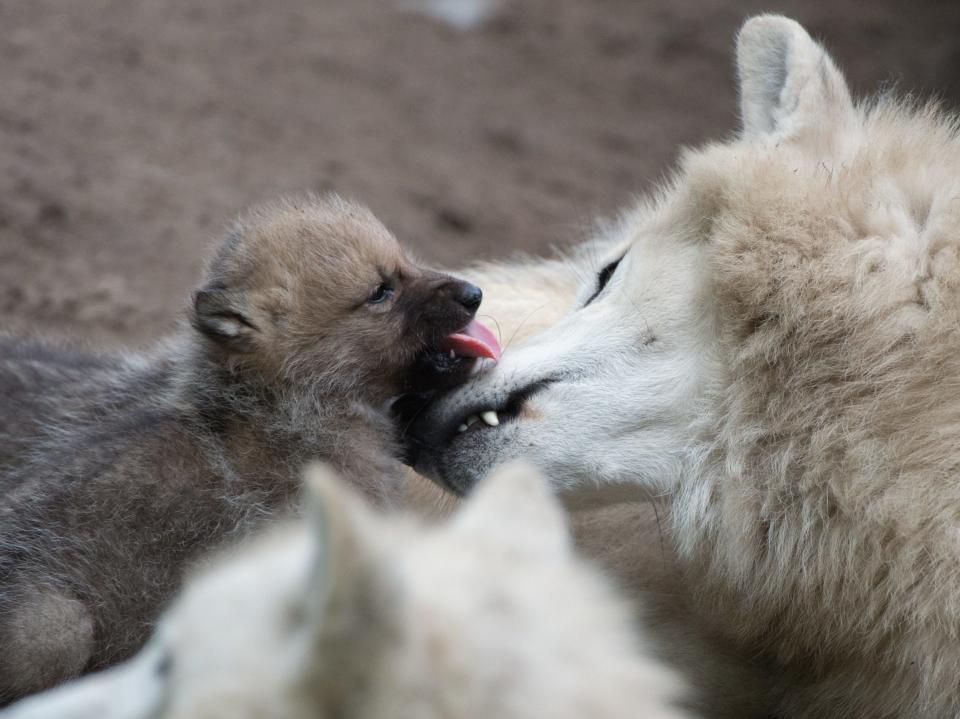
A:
[{"left": 0, "top": 195, "right": 480, "bottom": 702}]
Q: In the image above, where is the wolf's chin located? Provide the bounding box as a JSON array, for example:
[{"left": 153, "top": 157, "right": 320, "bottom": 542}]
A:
[
  {"left": 409, "top": 423, "right": 520, "bottom": 496},
  {"left": 397, "top": 374, "right": 559, "bottom": 494}
]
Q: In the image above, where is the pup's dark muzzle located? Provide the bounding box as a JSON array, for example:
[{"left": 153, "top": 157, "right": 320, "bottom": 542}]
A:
[{"left": 431, "top": 277, "right": 483, "bottom": 321}]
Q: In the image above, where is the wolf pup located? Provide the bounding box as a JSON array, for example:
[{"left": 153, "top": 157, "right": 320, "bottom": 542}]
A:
[
  {"left": 1, "top": 462, "right": 689, "bottom": 719},
  {"left": 0, "top": 194, "right": 501, "bottom": 702}
]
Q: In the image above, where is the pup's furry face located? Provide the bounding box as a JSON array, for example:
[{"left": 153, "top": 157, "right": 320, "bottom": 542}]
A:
[{"left": 192, "top": 195, "right": 487, "bottom": 402}]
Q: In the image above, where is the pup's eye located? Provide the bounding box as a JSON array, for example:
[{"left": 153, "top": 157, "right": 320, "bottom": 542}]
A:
[
  {"left": 367, "top": 283, "right": 394, "bottom": 305},
  {"left": 585, "top": 256, "right": 623, "bottom": 306}
]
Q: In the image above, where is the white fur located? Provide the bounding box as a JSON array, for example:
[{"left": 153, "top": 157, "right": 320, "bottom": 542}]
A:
[
  {"left": 2, "top": 463, "right": 687, "bottom": 719},
  {"left": 411, "top": 15, "right": 960, "bottom": 717}
]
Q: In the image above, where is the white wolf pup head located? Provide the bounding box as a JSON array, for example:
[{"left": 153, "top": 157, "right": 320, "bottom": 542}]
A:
[{"left": 3, "top": 462, "right": 686, "bottom": 719}]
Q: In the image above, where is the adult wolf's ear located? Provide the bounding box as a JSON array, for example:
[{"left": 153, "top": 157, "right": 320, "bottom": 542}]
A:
[
  {"left": 300, "top": 464, "right": 399, "bottom": 689},
  {"left": 737, "top": 15, "right": 856, "bottom": 144},
  {"left": 192, "top": 286, "right": 257, "bottom": 352},
  {"left": 452, "top": 460, "right": 571, "bottom": 561}
]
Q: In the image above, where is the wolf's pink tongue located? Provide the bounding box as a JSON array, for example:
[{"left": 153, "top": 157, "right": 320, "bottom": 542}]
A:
[{"left": 443, "top": 319, "right": 502, "bottom": 361}]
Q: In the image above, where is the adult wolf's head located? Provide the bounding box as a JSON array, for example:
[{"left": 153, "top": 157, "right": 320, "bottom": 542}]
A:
[
  {"left": 408, "top": 14, "right": 960, "bottom": 506},
  {"left": 405, "top": 199, "right": 718, "bottom": 501}
]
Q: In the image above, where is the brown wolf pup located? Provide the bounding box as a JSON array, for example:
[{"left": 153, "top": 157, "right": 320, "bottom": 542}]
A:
[{"left": 0, "top": 194, "right": 501, "bottom": 703}]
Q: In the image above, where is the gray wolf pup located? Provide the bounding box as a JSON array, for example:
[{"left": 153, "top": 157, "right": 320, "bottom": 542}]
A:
[{"left": 0, "top": 194, "right": 500, "bottom": 702}]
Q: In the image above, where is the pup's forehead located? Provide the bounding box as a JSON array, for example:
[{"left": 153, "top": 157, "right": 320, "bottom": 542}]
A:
[
  {"left": 232, "top": 196, "right": 407, "bottom": 279},
  {"left": 272, "top": 199, "right": 398, "bottom": 251}
]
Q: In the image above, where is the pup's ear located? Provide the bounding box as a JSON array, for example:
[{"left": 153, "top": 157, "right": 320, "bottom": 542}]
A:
[
  {"left": 192, "top": 286, "right": 257, "bottom": 352},
  {"left": 300, "top": 464, "right": 399, "bottom": 690},
  {"left": 737, "top": 15, "right": 856, "bottom": 144},
  {"left": 452, "top": 460, "right": 570, "bottom": 561}
]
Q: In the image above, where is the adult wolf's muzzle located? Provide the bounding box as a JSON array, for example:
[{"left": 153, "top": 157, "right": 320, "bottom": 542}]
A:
[{"left": 397, "top": 371, "right": 555, "bottom": 495}]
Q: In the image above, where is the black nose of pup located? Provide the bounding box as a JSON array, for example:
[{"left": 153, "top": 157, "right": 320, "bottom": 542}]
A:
[{"left": 453, "top": 282, "right": 482, "bottom": 313}]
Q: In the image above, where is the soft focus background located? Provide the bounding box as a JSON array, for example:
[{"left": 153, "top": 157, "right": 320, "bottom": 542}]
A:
[{"left": 1, "top": 0, "right": 958, "bottom": 346}]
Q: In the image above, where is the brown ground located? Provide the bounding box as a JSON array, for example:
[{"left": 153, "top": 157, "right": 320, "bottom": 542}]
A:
[{"left": 1, "top": 0, "right": 958, "bottom": 347}]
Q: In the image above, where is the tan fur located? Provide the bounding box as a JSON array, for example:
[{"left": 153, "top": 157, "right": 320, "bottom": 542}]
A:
[
  {"left": 678, "top": 87, "right": 960, "bottom": 719},
  {"left": 638, "top": 21, "right": 960, "bottom": 718},
  {"left": 202, "top": 195, "right": 409, "bottom": 390}
]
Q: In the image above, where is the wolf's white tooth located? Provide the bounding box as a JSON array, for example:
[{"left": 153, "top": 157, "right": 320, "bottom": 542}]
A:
[
  {"left": 480, "top": 410, "right": 500, "bottom": 427},
  {"left": 457, "top": 424, "right": 468, "bottom": 433},
  {"left": 466, "top": 415, "right": 479, "bottom": 427},
  {"left": 450, "top": 349, "right": 456, "bottom": 359}
]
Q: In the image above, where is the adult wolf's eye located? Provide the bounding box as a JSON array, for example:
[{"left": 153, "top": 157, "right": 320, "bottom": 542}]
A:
[
  {"left": 367, "top": 283, "right": 394, "bottom": 305},
  {"left": 585, "top": 257, "right": 623, "bottom": 306}
]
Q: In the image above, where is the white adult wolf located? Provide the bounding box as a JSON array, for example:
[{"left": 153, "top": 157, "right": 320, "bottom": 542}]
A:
[
  {"left": 2, "top": 462, "right": 686, "bottom": 719},
  {"left": 408, "top": 15, "right": 960, "bottom": 718}
]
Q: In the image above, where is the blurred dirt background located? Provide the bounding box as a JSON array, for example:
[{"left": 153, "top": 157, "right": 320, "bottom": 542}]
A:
[{"left": 1, "top": 0, "right": 958, "bottom": 346}]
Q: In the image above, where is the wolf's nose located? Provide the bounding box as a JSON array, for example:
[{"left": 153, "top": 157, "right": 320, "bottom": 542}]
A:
[{"left": 454, "top": 283, "right": 483, "bottom": 313}]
